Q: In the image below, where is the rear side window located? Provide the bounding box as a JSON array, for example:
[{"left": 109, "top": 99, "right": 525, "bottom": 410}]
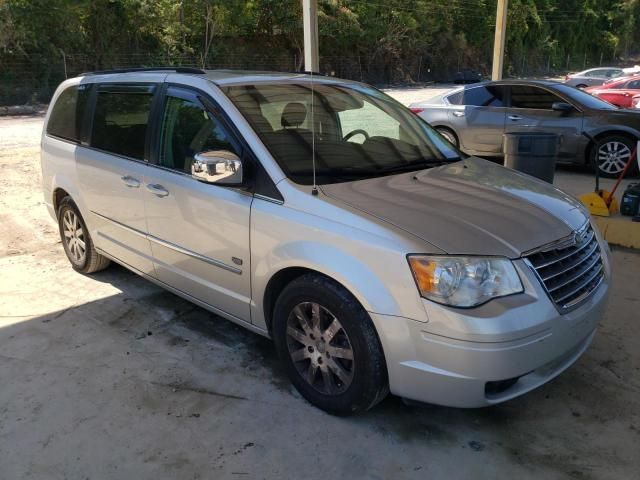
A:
[
  {"left": 46, "top": 84, "right": 90, "bottom": 142},
  {"left": 460, "top": 86, "right": 506, "bottom": 107},
  {"left": 91, "top": 86, "right": 154, "bottom": 160},
  {"left": 626, "top": 79, "right": 640, "bottom": 89}
]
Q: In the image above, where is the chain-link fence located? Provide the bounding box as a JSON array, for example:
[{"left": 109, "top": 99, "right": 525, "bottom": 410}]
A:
[
  {"left": 0, "top": 49, "right": 627, "bottom": 106},
  {"left": 505, "top": 51, "right": 622, "bottom": 78},
  {"left": 0, "top": 53, "right": 300, "bottom": 106}
]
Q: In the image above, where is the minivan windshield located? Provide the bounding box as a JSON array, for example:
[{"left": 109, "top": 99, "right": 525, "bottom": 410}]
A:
[{"left": 224, "top": 82, "right": 462, "bottom": 185}]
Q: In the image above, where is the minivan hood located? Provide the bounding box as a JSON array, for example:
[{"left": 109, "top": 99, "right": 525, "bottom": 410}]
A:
[{"left": 321, "top": 157, "right": 588, "bottom": 258}]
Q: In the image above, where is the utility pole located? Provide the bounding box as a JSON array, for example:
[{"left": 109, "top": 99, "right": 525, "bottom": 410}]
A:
[
  {"left": 302, "top": 0, "right": 319, "bottom": 72},
  {"left": 492, "top": 0, "right": 508, "bottom": 80}
]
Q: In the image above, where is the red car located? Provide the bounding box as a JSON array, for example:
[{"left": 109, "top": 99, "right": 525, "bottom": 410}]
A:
[{"left": 585, "top": 75, "right": 640, "bottom": 108}]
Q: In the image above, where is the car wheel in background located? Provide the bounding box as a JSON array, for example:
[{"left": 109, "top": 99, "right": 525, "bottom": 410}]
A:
[
  {"left": 272, "top": 273, "right": 388, "bottom": 415},
  {"left": 591, "top": 135, "right": 638, "bottom": 178},
  {"left": 57, "top": 197, "right": 111, "bottom": 274},
  {"left": 435, "top": 127, "right": 459, "bottom": 147}
]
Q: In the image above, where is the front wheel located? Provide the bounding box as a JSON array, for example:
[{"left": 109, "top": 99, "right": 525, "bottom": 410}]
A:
[
  {"left": 272, "top": 274, "right": 388, "bottom": 415},
  {"left": 591, "top": 135, "right": 638, "bottom": 178}
]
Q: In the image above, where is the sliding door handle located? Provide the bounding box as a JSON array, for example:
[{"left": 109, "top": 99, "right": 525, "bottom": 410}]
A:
[
  {"left": 120, "top": 175, "right": 140, "bottom": 188},
  {"left": 146, "top": 183, "right": 169, "bottom": 197}
]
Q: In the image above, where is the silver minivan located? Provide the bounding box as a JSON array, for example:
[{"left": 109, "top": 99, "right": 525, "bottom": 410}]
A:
[{"left": 41, "top": 68, "right": 611, "bottom": 414}]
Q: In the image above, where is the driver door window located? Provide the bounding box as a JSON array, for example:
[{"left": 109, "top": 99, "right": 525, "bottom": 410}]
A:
[
  {"left": 159, "top": 90, "right": 240, "bottom": 174},
  {"left": 505, "top": 85, "right": 582, "bottom": 159}
]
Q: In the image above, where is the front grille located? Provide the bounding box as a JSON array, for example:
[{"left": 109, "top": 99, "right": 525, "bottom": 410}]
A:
[{"left": 526, "top": 224, "right": 604, "bottom": 311}]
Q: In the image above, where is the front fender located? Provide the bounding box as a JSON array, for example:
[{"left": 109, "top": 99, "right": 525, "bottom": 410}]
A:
[
  {"left": 249, "top": 200, "right": 436, "bottom": 332},
  {"left": 253, "top": 240, "right": 402, "bottom": 331}
]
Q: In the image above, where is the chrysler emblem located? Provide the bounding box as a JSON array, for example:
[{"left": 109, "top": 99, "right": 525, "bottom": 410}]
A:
[{"left": 573, "top": 227, "right": 588, "bottom": 246}]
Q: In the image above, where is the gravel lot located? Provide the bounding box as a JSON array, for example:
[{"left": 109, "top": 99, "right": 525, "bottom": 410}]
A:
[{"left": 1, "top": 105, "right": 639, "bottom": 480}]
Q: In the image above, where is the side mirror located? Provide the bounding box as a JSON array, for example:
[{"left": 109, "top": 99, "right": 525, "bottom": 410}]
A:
[
  {"left": 192, "top": 150, "right": 243, "bottom": 185},
  {"left": 552, "top": 102, "right": 574, "bottom": 113}
]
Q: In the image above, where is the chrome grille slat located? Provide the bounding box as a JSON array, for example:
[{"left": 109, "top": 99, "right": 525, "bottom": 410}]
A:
[
  {"left": 541, "top": 240, "right": 599, "bottom": 282},
  {"left": 546, "top": 250, "right": 601, "bottom": 292},
  {"left": 555, "top": 264, "right": 603, "bottom": 303},
  {"left": 526, "top": 224, "right": 604, "bottom": 311},
  {"left": 564, "top": 275, "right": 605, "bottom": 309},
  {"left": 530, "top": 229, "right": 595, "bottom": 269}
]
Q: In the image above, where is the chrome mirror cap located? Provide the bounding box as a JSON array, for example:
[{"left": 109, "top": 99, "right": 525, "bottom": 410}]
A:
[{"left": 192, "top": 150, "right": 243, "bottom": 185}]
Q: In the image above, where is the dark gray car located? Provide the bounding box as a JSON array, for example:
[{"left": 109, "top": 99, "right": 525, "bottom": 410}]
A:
[{"left": 410, "top": 80, "right": 640, "bottom": 177}]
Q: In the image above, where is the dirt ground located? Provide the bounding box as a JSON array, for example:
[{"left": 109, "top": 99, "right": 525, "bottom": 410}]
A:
[{"left": 1, "top": 106, "right": 639, "bottom": 480}]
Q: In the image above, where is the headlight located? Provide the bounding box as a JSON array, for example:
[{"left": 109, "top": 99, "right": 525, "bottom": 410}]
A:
[{"left": 407, "top": 255, "right": 523, "bottom": 307}]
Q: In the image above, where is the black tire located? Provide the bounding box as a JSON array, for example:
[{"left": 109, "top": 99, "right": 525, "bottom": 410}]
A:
[
  {"left": 272, "top": 273, "right": 388, "bottom": 415},
  {"left": 57, "top": 196, "right": 111, "bottom": 274},
  {"left": 590, "top": 135, "right": 638, "bottom": 178},
  {"left": 435, "top": 126, "right": 459, "bottom": 148},
  {"left": 576, "top": 84, "right": 588, "bottom": 89}
]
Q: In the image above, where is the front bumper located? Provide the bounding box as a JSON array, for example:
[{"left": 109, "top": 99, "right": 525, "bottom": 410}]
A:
[{"left": 370, "top": 258, "right": 610, "bottom": 408}]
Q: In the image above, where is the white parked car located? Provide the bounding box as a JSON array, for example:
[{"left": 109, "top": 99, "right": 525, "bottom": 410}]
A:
[{"left": 41, "top": 68, "right": 611, "bottom": 414}]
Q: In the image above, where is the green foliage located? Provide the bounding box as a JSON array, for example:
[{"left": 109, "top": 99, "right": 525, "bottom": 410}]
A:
[{"left": 0, "top": 0, "right": 639, "bottom": 103}]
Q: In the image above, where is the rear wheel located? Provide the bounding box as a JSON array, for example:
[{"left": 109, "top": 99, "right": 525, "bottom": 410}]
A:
[
  {"left": 57, "top": 197, "right": 110, "bottom": 273},
  {"left": 591, "top": 135, "right": 638, "bottom": 178},
  {"left": 435, "top": 127, "right": 459, "bottom": 147},
  {"left": 272, "top": 274, "right": 388, "bottom": 415}
]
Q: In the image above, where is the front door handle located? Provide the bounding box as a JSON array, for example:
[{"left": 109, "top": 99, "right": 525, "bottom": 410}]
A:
[
  {"left": 508, "top": 114, "right": 523, "bottom": 121},
  {"left": 452, "top": 111, "right": 465, "bottom": 117},
  {"left": 146, "top": 183, "right": 169, "bottom": 197},
  {"left": 121, "top": 175, "right": 140, "bottom": 188}
]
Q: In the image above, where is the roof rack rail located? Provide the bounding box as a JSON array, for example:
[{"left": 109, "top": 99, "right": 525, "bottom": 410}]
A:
[{"left": 80, "top": 66, "right": 206, "bottom": 76}]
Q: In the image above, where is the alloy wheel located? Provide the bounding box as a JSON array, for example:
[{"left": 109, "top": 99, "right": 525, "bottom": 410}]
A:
[
  {"left": 62, "top": 209, "right": 86, "bottom": 264},
  {"left": 285, "top": 302, "right": 355, "bottom": 395},
  {"left": 437, "top": 128, "right": 457, "bottom": 146},
  {"left": 597, "top": 141, "right": 631, "bottom": 175}
]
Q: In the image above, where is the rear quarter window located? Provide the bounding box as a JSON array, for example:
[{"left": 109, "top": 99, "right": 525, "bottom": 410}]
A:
[
  {"left": 446, "top": 90, "right": 464, "bottom": 105},
  {"left": 46, "top": 84, "right": 91, "bottom": 142}
]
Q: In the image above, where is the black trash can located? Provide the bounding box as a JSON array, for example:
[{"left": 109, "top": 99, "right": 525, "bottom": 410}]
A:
[{"left": 503, "top": 132, "right": 559, "bottom": 183}]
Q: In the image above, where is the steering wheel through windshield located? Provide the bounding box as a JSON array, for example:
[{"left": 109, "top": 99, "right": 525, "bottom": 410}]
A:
[{"left": 343, "top": 129, "right": 370, "bottom": 142}]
